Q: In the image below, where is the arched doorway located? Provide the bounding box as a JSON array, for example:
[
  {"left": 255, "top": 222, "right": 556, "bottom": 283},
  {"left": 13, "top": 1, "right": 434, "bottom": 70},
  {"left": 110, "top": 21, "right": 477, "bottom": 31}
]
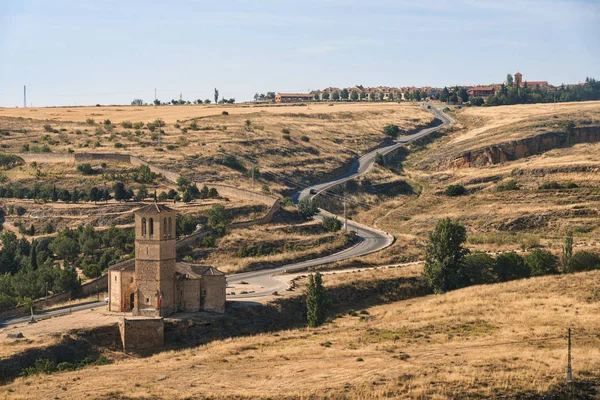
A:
[{"left": 129, "top": 293, "right": 135, "bottom": 310}]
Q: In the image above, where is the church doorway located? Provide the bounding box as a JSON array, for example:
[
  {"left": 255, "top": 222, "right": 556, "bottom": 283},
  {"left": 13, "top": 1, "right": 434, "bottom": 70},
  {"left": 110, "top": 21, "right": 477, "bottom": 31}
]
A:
[{"left": 129, "top": 293, "right": 135, "bottom": 310}]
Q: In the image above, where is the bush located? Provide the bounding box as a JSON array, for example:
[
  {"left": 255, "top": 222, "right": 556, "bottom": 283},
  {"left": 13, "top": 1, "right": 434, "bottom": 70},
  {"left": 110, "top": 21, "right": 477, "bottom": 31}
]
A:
[
  {"left": 76, "top": 163, "right": 95, "bottom": 175},
  {"left": 444, "top": 184, "right": 466, "bottom": 196},
  {"left": 493, "top": 252, "right": 530, "bottom": 281},
  {"left": 525, "top": 249, "right": 558, "bottom": 276},
  {"left": 383, "top": 124, "right": 400, "bottom": 139},
  {"left": 300, "top": 135, "right": 310, "bottom": 142},
  {"left": 282, "top": 134, "right": 291, "bottom": 141},
  {"left": 374, "top": 152, "right": 384, "bottom": 166},
  {"left": 120, "top": 121, "right": 133, "bottom": 129},
  {"left": 132, "top": 122, "right": 144, "bottom": 129},
  {"left": 564, "top": 251, "right": 600, "bottom": 273},
  {"left": 497, "top": 179, "right": 520, "bottom": 191},
  {"left": 43, "top": 124, "right": 53, "bottom": 132},
  {"left": 201, "top": 235, "right": 216, "bottom": 248},
  {"left": 460, "top": 252, "right": 495, "bottom": 286},
  {"left": 86, "top": 118, "right": 95, "bottom": 125},
  {"left": 322, "top": 216, "right": 342, "bottom": 232},
  {"left": 282, "top": 128, "right": 290, "bottom": 134},
  {"left": 298, "top": 199, "right": 319, "bottom": 220},
  {"left": 221, "top": 111, "right": 229, "bottom": 116}
]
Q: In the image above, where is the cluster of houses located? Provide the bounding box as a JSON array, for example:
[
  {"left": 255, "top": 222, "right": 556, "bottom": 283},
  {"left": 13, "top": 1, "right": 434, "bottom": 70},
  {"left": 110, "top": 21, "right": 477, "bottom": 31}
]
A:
[
  {"left": 275, "top": 72, "right": 551, "bottom": 103},
  {"left": 275, "top": 85, "right": 440, "bottom": 103}
]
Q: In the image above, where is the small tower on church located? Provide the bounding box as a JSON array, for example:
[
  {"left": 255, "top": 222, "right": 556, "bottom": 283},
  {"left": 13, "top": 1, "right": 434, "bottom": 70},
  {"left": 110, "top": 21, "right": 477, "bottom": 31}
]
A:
[
  {"left": 132, "top": 203, "right": 177, "bottom": 317},
  {"left": 514, "top": 72, "right": 523, "bottom": 88}
]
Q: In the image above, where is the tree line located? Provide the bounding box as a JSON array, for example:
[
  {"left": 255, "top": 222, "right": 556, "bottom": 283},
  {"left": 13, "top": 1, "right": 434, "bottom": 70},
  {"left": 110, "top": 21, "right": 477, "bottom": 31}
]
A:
[{"left": 423, "top": 218, "right": 600, "bottom": 294}]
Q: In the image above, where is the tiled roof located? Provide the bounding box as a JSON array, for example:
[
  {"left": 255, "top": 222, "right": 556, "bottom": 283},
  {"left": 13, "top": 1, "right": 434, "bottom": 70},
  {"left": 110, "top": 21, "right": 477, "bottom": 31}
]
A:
[
  {"left": 108, "top": 259, "right": 135, "bottom": 271},
  {"left": 137, "top": 203, "right": 174, "bottom": 214},
  {"left": 175, "top": 262, "right": 225, "bottom": 279}
]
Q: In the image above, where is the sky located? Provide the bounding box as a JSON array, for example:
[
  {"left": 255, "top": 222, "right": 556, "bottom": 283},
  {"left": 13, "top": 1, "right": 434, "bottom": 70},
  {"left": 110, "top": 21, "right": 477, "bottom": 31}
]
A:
[{"left": 0, "top": 0, "right": 599, "bottom": 107}]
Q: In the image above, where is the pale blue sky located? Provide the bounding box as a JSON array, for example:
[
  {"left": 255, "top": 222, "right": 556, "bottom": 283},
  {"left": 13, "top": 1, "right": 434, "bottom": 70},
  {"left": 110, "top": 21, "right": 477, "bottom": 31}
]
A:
[{"left": 0, "top": 0, "right": 598, "bottom": 106}]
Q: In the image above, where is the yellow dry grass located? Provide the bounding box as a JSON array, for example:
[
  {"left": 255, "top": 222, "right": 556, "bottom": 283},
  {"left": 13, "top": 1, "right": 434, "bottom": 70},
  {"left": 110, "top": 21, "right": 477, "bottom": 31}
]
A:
[
  {"left": 0, "top": 102, "right": 426, "bottom": 124},
  {"left": 4, "top": 269, "right": 599, "bottom": 399}
]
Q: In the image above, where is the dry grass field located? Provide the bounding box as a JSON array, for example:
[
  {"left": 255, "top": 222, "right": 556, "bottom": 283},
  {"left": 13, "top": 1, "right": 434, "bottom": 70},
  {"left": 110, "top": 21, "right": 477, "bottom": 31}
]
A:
[
  {"left": 0, "top": 103, "right": 434, "bottom": 193},
  {"left": 324, "top": 101, "right": 600, "bottom": 268},
  {"left": 3, "top": 268, "right": 598, "bottom": 399}
]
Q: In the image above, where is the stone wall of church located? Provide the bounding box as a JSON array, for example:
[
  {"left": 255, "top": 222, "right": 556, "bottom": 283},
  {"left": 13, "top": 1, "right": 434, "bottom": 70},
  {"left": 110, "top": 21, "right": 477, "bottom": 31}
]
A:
[
  {"left": 119, "top": 317, "right": 164, "bottom": 352},
  {"left": 201, "top": 275, "right": 226, "bottom": 313},
  {"left": 177, "top": 279, "right": 201, "bottom": 312}
]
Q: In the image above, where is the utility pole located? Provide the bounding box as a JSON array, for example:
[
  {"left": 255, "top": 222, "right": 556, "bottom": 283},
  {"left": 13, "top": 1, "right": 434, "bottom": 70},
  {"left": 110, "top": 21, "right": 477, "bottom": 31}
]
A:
[
  {"left": 154, "top": 88, "right": 157, "bottom": 108},
  {"left": 567, "top": 328, "right": 572, "bottom": 382},
  {"left": 343, "top": 197, "right": 347, "bottom": 231},
  {"left": 23, "top": 85, "right": 26, "bottom": 108}
]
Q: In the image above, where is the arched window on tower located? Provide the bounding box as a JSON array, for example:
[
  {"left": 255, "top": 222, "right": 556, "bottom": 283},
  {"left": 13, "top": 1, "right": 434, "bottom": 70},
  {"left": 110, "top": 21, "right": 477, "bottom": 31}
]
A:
[
  {"left": 168, "top": 217, "right": 172, "bottom": 238},
  {"left": 141, "top": 218, "right": 146, "bottom": 236},
  {"left": 149, "top": 218, "right": 154, "bottom": 236},
  {"left": 164, "top": 218, "right": 168, "bottom": 238}
]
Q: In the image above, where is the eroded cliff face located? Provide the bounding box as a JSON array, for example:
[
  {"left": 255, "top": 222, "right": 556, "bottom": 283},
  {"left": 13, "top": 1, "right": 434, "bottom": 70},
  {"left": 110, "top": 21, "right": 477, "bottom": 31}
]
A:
[{"left": 451, "top": 126, "right": 600, "bottom": 169}]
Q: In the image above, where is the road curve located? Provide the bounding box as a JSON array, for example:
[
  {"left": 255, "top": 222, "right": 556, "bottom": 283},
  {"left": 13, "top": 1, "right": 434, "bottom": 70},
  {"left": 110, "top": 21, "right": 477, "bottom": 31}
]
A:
[{"left": 228, "top": 105, "right": 452, "bottom": 298}]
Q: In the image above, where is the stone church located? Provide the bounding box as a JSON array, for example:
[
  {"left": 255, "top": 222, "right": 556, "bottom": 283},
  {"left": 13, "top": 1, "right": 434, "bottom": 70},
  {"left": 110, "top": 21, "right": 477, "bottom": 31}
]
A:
[{"left": 108, "top": 203, "right": 226, "bottom": 317}]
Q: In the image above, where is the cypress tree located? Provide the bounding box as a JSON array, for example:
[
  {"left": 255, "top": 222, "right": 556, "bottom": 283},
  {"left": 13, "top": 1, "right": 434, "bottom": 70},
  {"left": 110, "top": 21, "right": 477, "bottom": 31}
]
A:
[{"left": 306, "top": 272, "right": 328, "bottom": 327}]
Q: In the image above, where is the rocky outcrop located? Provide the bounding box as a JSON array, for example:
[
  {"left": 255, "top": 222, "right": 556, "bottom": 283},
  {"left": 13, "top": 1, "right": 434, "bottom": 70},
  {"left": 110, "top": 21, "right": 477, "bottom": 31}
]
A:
[{"left": 451, "top": 126, "right": 600, "bottom": 169}]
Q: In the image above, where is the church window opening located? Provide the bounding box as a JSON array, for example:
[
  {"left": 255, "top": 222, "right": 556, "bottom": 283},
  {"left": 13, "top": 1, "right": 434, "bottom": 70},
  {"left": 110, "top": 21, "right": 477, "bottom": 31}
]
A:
[
  {"left": 141, "top": 218, "right": 146, "bottom": 235},
  {"left": 164, "top": 218, "right": 168, "bottom": 238},
  {"left": 168, "top": 217, "right": 172, "bottom": 238},
  {"left": 149, "top": 218, "right": 154, "bottom": 236}
]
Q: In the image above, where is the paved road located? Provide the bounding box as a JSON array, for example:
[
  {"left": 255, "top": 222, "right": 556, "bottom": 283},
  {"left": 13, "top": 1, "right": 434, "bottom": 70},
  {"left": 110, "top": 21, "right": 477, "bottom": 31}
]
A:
[
  {"left": 0, "top": 301, "right": 105, "bottom": 327},
  {"left": 228, "top": 105, "right": 453, "bottom": 298}
]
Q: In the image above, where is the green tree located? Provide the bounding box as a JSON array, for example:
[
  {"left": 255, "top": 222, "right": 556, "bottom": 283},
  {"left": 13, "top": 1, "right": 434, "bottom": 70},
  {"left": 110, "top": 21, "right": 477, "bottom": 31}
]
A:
[
  {"left": 562, "top": 231, "right": 573, "bottom": 269},
  {"left": 458, "top": 88, "right": 469, "bottom": 103},
  {"left": 375, "top": 152, "right": 384, "bottom": 166},
  {"left": 340, "top": 88, "right": 349, "bottom": 100},
  {"left": 460, "top": 252, "right": 495, "bottom": 286},
  {"left": 49, "top": 235, "right": 79, "bottom": 265},
  {"left": 214, "top": 88, "right": 219, "bottom": 104},
  {"left": 112, "top": 182, "right": 127, "bottom": 202},
  {"left": 332, "top": 91, "right": 340, "bottom": 101},
  {"left": 564, "top": 251, "right": 600, "bottom": 273},
  {"left": 55, "top": 266, "right": 81, "bottom": 297},
  {"left": 506, "top": 74, "right": 514, "bottom": 87},
  {"left": 350, "top": 90, "right": 359, "bottom": 101},
  {"left": 313, "top": 92, "right": 320, "bottom": 101},
  {"left": 298, "top": 198, "right": 318, "bottom": 220},
  {"left": 383, "top": 124, "right": 400, "bottom": 139},
  {"left": 322, "top": 92, "right": 330, "bottom": 101},
  {"left": 423, "top": 218, "right": 469, "bottom": 293},
  {"left": 493, "top": 252, "right": 529, "bottom": 281},
  {"left": 440, "top": 87, "right": 450, "bottom": 102},
  {"left": 321, "top": 216, "right": 342, "bottom": 232},
  {"left": 525, "top": 249, "right": 558, "bottom": 276},
  {"left": 306, "top": 272, "right": 328, "bottom": 327},
  {"left": 206, "top": 204, "right": 232, "bottom": 236}
]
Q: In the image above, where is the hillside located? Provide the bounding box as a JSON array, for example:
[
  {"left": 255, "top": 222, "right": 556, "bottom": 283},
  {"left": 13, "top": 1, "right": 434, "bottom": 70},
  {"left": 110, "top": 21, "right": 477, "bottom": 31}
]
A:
[
  {"left": 322, "top": 101, "right": 600, "bottom": 267},
  {"left": 3, "top": 268, "right": 599, "bottom": 399}
]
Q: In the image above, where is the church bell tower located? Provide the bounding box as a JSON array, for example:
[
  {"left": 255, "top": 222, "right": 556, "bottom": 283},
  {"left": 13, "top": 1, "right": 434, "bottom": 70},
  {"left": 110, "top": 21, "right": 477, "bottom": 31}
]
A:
[{"left": 132, "top": 203, "right": 177, "bottom": 317}]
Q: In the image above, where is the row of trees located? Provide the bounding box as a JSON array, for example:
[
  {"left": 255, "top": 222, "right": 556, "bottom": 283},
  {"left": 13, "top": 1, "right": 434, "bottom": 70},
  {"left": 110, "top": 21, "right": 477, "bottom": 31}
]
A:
[
  {"left": 485, "top": 76, "right": 600, "bottom": 106},
  {"left": 423, "top": 218, "right": 600, "bottom": 293}
]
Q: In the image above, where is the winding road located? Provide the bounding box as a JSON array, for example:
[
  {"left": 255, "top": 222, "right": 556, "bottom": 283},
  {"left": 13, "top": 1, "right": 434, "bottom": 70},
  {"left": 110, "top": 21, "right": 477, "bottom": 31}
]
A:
[
  {"left": 1, "top": 105, "right": 452, "bottom": 325},
  {"left": 227, "top": 105, "right": 453, "bottom": 298}
]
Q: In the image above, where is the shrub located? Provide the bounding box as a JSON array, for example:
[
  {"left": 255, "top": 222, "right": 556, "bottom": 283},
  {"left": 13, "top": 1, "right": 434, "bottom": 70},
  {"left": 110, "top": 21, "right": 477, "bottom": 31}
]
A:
[
  {"left": 0, "top": 154, "right": 24, "bottom": 170},
  {"left": 564, "top": 251, "right": 600, "bottom": 273},
  {"left": 322, "top": 216, "right": 342, "bottom": 232},
  {"left": 383, "top": 124, "right": 400, "bottom": 138},
  {"left": 374, "top": 152, "right": 384, "bottom": 166},
  {"left": 282, "top": 128, "right": 290, "bottom": 134},
  {"left": 460, "top": 252, "right": 496, "bottom": 286},
  {"left": 76, "top": 163, "right": 95, "bottom": 175},
  {"left": 493, "top": 252, "right": 529, "bottom": 281},
  {"left": 525, "top": 249, "right": 558, "bottom": 276},
  {"left": 282, "top": 134, "right": 291, "bottom": 141},
  {"left": 132, "top": 122, "right": 144, "bottom": 129},
  {"left": 444, "top": 184, "right": 466, "bottom": 196},
  {"left": 201, "top": 235, "right": 216, "bottom": 248},
  {"left": 43, "top": 124, "right": 53, "bottom": 132},
  {"left": 222, "top": 111, "right": 229, "bottom": 116},
  {"left": 497, "top": 179, "right": 520, "bottom": 191},
  {"left": 298, "top": 199, "right": 318, "bottom": 220},
  {"left": 103, "top": 119, "right": 112, "bottom": 125},
  {"left": 86, "top": 118, "right": 95, "bottom": 125},
  {"left": 300, "top": 135, "right": 310, "bottom": 142}
]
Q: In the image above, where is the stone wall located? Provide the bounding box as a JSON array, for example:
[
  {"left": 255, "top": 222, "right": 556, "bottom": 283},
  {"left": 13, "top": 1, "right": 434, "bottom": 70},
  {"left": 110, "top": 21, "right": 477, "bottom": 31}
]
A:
[
  {"left": 177, "top": 279, "right": 201, "bottom": 312},
  {"left": 201, "top": 275, "right": 226, "bottom": 313},
  {"left": 119, "top": 317, "right": 164, "bottom": 352}
]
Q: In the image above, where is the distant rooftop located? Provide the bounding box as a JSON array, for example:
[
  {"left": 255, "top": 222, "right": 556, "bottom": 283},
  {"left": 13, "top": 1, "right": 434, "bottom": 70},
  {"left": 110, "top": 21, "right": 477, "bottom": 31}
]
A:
[{"left": 137, "top": 203, "right": 174, "bottom": 214}]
